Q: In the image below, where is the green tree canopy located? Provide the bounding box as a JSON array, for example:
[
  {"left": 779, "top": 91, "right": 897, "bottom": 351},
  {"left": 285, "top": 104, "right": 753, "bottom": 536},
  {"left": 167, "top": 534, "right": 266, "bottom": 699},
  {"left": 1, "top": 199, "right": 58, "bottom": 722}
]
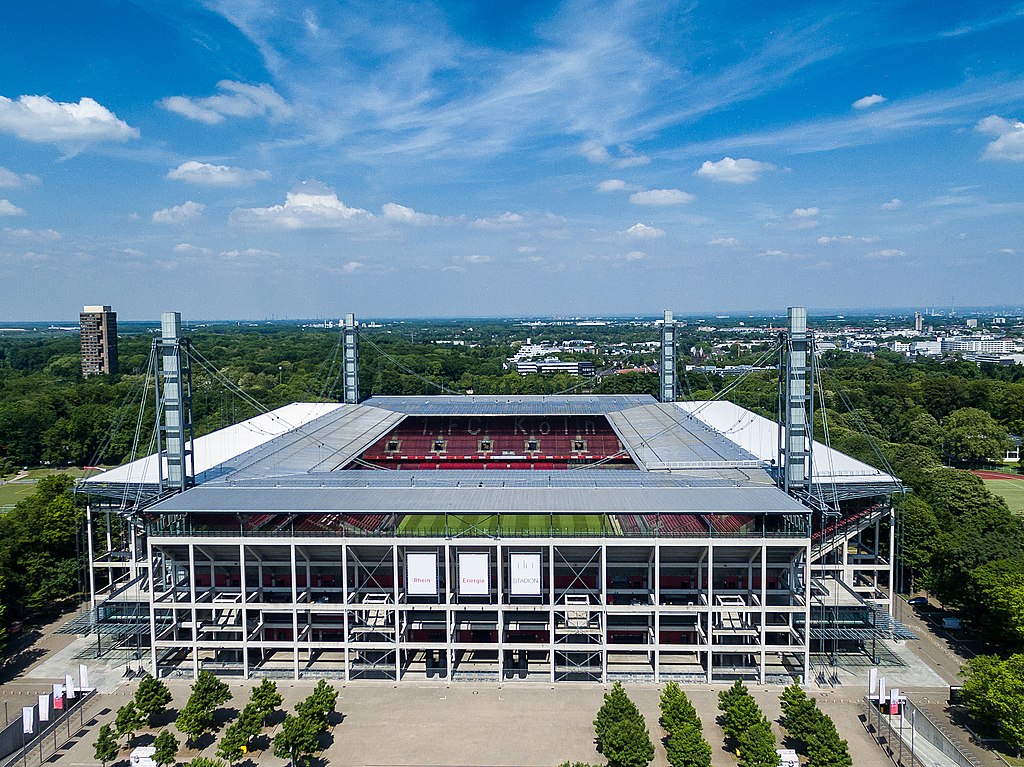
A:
[
  {"left": 665, "top": 722, "right": 712, "bottom": 767},
  {"left": 601, "top": 716, "right": 655, "bottom": 767},
  {"left": 152, "top": 729, "right": 179, "bottom": 767},
  {"left": 93, "top": 723, "right": 119, "bottom": 767},
  {"left": 134, "top": 674, "right": 173, "bottom": 724},
  {"left": 942, "top": 407, "right": 1012, "bottom": 467}
]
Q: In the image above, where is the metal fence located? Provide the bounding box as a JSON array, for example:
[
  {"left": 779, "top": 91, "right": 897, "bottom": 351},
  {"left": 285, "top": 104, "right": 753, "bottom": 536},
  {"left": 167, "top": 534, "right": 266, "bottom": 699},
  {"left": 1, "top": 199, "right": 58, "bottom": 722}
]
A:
[{"left": 0, "top": 689, "right": 98, "bottom": 767}]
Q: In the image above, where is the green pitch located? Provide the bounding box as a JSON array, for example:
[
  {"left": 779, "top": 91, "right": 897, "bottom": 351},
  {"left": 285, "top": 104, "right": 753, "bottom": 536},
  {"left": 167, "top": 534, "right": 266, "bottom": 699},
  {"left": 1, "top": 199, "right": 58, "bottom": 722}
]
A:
[
  {"left": 984, "top": 478, "right": 1024, "bottom": 515},
  {"left": 397, "top": 513, "right": 610, "bottom": 536}
]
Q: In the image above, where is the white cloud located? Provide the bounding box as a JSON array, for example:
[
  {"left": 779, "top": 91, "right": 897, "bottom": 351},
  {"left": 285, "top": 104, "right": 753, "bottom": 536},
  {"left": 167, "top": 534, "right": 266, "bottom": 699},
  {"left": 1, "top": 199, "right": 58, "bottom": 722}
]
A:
[
  {"left": 791, "top": 207, "right": 820, "bottom": 218},
  {"left": 167, "top": 161, "right": 270, "bottom": 187},
  {"left": 852, "top": 94, "right": 887, "bottom": 109},
  {"left": 881, "top": 198, "right": 903, "bottom": 210},
  {"left": 152, "top": 201, "right": 205, "bottom": 224},
  {"left": 625, "top": 250, "right": 646, "bottom": 261},
  {"left": 339, "top": 261, "right": 365, "bottom": 274},
  {"left": 695, "top": 157, "right": 775, "bottom": 184},
  {"left": 381, "top": 202, "right": 439, "bottom": 224},
  {"left": 463, "top": 254, "right": 492, "bottom": 263},
  {"left": 173, "top": 243, "right": 209, "bottom": 255},
  {"left": 0, "top": 199, "right": 26, "bottom": 216},
  {"left": 580, "top": 141, "right": 612, "bottom": 163},
  {"left": 708, "top": 237, "right": 741, "bottom": 247},
  {"left": 580, "top": 141, "right": 648, "bottom": 167},
  {"left": 0, "top": 166, "right": 40, "bottom": 189},
  {"left": 220, "top": 248, "right": 279, "bottom": 259},
  {"left": 517, "top": 245, "right": 537, "bottom": 253},
  {"left": 597, "top": 179, "right": 634, "bottom": 193},
  {"left": 866, "top": 248, "right": 907, "bottom": 259},
  {"left": 442, "top": 265, "right": 466, "bottom": 273},
  {"left": 629, "top": 189, "right": 695, "bottom": 206},
  {"left": 0, "top": 95, "right": 138, "bottom": 144},
  {"left": 230, "top": 183, "right": 371, "bottom": 229},
  {"left": 161, "top": 81, "right": 291, "bottom": 125},
  {"left": 623, "top": 223, "right": 665, "bottom": 239},
  {"left": 999, "top": 248, "right": 1016, "bottom": 255},
  {"left": 472, "top": 212, "right": 525, "bottom": 229},
  {"left": 758, "top": 249, "right": 790, "bottom": 258},
  {"left": 3, "top": 227, "right": 60, "bottom": 240},
  {"left": 976, "top": 115, "right": 1024, "bottom": 162},
  {"left": 817, "top": 235, "right": 879, "bottom": 245}
]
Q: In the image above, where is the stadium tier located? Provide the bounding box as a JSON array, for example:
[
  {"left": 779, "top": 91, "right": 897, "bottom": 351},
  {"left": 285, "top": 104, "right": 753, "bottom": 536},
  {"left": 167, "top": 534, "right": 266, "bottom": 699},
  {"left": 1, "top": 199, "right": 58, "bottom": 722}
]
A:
[{"left": 82, "top": 394, "right": 907, "bottom": 684}]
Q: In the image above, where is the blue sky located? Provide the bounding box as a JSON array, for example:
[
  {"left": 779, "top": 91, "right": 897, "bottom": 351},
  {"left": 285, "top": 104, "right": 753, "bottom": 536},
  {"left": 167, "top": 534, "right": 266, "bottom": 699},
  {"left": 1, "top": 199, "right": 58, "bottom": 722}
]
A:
[{"left": 1, "top": 0, "right": 1022, "bottom": 320}]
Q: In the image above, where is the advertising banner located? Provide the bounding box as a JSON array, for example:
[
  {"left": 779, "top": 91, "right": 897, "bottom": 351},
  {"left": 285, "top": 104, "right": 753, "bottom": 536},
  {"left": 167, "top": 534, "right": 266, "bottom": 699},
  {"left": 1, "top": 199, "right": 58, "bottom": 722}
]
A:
[
  {"left": 458, "top": 553, "right": 489, "bottom": 596},
  {"left": 65, "top": 674, "right": 76, "bottom": 699},
  {"left": 79, "top": 664, "right": 89, "bottom": 691},
  {"left": 22, "top": 707, "right": 34, "bottom": 735},
  {"left": 38, "top": 695, "right": 50, "bottom": 722},
  {"left": 509, "top": 553, "right": 542, "bottom": 596},
  {"left": 52, "top": 684, "right": 64, "bottom": 711},
  {"left": 406, "top": 553, "right": 438, "bottom": 596}
]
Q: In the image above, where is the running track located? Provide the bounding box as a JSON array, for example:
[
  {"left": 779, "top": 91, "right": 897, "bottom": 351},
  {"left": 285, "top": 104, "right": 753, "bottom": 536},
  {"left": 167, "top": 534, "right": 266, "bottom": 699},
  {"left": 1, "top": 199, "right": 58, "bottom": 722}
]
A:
[{"left": 971, "top": 469, "right": 1024, "bottom": 480}]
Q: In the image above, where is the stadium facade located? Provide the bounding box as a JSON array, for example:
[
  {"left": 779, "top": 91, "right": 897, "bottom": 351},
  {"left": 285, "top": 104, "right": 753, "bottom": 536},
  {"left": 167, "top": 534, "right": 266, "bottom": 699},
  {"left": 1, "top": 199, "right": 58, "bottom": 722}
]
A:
[{"left": 80, "top": 310, "right": 906, "bottom": 684}]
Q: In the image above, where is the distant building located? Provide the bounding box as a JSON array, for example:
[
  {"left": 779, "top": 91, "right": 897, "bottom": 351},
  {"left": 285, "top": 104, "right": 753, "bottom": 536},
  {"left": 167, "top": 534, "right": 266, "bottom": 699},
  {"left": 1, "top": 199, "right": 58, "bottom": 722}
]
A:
[
  {"left": 515, "top": 357, "right": 595, "bottom": 376},
  {"left": 79, "top": 305, "right": 118, "bottom": 377},
  {"left": 914, "top": 311, "right": 923, "bottom": 333}
]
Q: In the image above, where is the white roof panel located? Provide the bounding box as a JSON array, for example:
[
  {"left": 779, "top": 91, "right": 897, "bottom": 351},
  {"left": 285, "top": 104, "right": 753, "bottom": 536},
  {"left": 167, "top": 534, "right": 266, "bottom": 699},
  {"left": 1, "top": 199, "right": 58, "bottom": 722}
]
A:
[
  {"left": 84, "top": 403, "right": 344, "bottom": 487},
  {"left": 675, "top": 401, "right": 898, "bottom": 486}
]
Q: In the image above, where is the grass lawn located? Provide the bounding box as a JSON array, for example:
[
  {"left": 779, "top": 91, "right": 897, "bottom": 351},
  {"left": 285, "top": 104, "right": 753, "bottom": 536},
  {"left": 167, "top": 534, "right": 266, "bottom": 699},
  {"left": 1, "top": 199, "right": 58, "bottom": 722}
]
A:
[
  {"left": 0, "top": 467, "right": 91, "bottom": 508},
  {"left": 398, "top": 513, "right": 610, "bottom": 537},
  {"left": 983, "top": 478, "right": 1024, "bottom": 515}
]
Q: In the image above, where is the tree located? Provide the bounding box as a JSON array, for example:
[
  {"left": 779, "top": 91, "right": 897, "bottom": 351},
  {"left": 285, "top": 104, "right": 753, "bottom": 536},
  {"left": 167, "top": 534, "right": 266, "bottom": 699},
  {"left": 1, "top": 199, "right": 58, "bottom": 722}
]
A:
[
  {"left": 93, "top": 723, "right": 119, "bottom": 767},
  {"left": 190, "top": 670, "right": 232, "bottom": 712},
  {"left": 175, "top": 699, "right": 212, "bottom": 747},
  {"left": 718, "top": 683, "right": 762, "bottom": 742},
  {"left": 249, "top": 678, "right": 283, "bottom": 720},
  {"left": 135, "top": 674, "right": 173, "bottom": 725},
  {"left": 233, "top": 703, "right": 264, "bottom": 742},
  {"left": 272, "top": 713, "right": 321, "bottom": 767},
  {"left": 942, "top": 407, "right": 1012, "bottom": 467},
  {"left": 601, "top": 716, "right": 655, "bottom": 767},
  {"left": 806, "top": 725, "right": 852, "bottom": 767},
  {"left": 183, "top": 759, "right": 227, "bottom": 767},
  {"left": 660, "top": 681, "right": 700, "bottom": 735},
  {"left": 215, "top": 722, "right": 249, "bottom": 766},
  {"left": 779, "top": 684, "right": 820, "bottom": 745},
  {"left": 665, "top": 722, "right": 712, "bottom": 767},
  {"left": 115, "top": 701, "right": 146, "bottom": 747},
  {"left": 594, "top": 682, "right": 642, "bottom": 751},
  {"left": 961, "top": 654, "right": 1024, "bottom": 756},
  {"left": 152, "top": 729, "right": 179, "bottom": 767},
  {"left": 295, "top": 680, "right": 337, "bottom": 732},
  {"left": 736, "top": 719, "right": 777, "bottom": 767}
]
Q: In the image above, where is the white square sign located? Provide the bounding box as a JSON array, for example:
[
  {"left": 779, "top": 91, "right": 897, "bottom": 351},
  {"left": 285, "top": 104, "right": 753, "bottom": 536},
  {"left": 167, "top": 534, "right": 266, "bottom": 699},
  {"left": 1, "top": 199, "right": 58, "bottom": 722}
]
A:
[
  {"left": 459, "top": 553, "right": 489, "bottom": 596},
  {"left": 510, "top": 553, "right": 542, "bottom": 596},
  {"left": 406, "top": 553, "right": 438, "bottom": 596}
]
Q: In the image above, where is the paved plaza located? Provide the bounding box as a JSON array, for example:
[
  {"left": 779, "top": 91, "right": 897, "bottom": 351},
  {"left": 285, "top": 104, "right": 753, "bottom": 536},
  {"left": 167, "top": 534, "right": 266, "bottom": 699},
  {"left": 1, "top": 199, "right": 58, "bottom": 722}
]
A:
[{"left": 1, "top": 603, "right": 1004, "bottom": 767}]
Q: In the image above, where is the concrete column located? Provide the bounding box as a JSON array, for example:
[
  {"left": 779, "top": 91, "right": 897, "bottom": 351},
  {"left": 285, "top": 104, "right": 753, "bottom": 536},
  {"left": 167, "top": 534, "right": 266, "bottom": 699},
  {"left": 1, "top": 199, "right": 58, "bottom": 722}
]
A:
[
  {"left": 290, "top": 542, "right": 299, "bottom": 680},
  {"left": 549, "top": 543, "right": 556, "bottom": 684},
  {"left": 653, "top": 543, "right": 660, "bottom": 683},
  {"left": 706, "top": 543, "right": 714, "bottom": 683},
  {"left": 496, "top": 542, "right": 503, "bottom": 683},
  {"left": 394, "top": 544, "right": 401, "bottom": 682},
  {"left": 239, "top": 542, "right": 249, "bottom": 679},
  {"left": 188, "top": 543, "right": 198, "bottom": 678},
  {"left": 342, "top": 543, "right": 350, "bottom": 683},
  {"left": 148, "top": 537, "right": 158, "bottom": 677}
]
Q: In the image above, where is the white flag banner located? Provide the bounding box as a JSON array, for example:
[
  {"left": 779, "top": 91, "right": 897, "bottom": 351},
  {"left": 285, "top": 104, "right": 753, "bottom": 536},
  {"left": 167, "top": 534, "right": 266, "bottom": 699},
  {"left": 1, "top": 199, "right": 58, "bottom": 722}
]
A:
[
  {"left": 65, "top": 674, "right": 77, "bottom": 699},
  {"left": 406, "top": 553, "right": 438, "bottom": 596},
  {"left": 38, "top": 695, "right": 50, "bottom": 722},
  {"left": 510, "top": 553, "right": 542, "bottom": 596},
  {"left": 22, "top": 707, "right": 34, "bottom": 735},
  {"left": 458, "top": 553, "right": 489, "bottom": 596},
  {"left": 79, "top": 664, "right": 89, "bottom": 691},
  {"left": 52, "top": 684, "right": 64, "bottom": 711}
]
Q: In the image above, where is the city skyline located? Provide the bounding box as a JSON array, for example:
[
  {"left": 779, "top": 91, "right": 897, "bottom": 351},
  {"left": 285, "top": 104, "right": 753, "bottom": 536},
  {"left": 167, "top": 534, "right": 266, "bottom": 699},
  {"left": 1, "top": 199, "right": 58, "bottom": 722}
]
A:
[{"left": 1, "top": 0, "right": 1023, "bottom": 320}]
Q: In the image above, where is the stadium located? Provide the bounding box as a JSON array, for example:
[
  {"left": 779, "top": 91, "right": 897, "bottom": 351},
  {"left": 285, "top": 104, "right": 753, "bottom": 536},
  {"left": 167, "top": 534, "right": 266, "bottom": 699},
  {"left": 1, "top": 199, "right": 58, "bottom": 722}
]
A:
[{"left": 80, "top": 310, "right": 907, "bottom": 684}]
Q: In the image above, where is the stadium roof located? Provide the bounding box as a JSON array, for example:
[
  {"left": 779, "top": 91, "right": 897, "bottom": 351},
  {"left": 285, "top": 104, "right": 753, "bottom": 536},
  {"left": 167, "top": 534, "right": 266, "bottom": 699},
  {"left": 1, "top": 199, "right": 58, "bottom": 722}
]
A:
[
  {"left": 82, "top": 403, "right": 344, "bottom": 490},
  {"left": 676, "top": 401, "right": 900, "bottom": 490},
  {"left": 82, "top": 395, "right": 898, "bottom": 510}
]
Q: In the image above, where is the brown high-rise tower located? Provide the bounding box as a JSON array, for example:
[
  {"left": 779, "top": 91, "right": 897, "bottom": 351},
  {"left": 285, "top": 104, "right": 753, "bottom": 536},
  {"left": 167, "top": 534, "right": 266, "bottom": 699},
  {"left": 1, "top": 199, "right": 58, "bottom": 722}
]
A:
[{"left": 80, "top": 305, "right": 119, "bottom": 377}]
